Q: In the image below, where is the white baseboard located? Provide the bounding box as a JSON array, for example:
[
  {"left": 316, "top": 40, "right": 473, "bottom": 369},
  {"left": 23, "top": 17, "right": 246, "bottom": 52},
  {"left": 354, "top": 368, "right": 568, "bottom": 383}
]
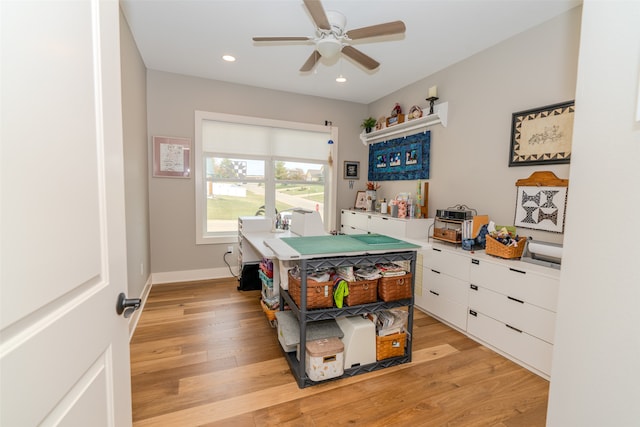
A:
[
  {"left": 151, "top": 267, "right": 237, "bottom": 285},
  {"left": 128, "top": 275, "right": 152, "bottom": 341}
]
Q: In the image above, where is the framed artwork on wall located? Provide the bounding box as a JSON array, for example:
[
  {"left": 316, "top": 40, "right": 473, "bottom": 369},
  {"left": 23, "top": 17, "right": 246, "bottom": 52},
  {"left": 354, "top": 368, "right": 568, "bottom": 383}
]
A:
[
  {"left": 509, "top": 101, "right": 575, "bottom": 166},
  {"left": 343, "top": 161, "right": 360, "bottom": 179},
  {"left": 153, "top": 136, "right": 191, "bottom": 178}
]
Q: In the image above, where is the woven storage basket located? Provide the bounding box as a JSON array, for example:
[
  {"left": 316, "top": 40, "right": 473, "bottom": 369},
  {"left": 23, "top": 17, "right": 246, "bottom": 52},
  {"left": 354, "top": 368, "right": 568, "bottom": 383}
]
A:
[
  {"left": 288, "top": 272, "right": 333, "bottom": 309},
  {"left": 485, "top": 235, "right": 527, "bottom": 259},
  {"left": 344, "top": 279, "right": 378, "bottom": 306},
  {"left": 376, "top": 332, "right": 406, "bottom": 360},
  {"left": 260, "top": 299, "right": 277, "bottom": 327},
  {"left": 378, "top": 273, "right": 412, "bottom": 302}
]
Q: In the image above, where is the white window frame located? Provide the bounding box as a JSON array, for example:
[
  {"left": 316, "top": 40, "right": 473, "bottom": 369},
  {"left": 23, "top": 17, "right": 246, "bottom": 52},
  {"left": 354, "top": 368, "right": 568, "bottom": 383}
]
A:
[{"left": 194, "top": 111, "right": 338, "bottom": 244}]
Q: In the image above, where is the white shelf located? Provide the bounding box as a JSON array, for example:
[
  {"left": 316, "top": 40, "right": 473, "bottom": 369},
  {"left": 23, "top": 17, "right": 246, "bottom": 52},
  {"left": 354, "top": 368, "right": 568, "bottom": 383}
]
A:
[{"left": 360, "top": 102, "right": 448, "bottom": 145}]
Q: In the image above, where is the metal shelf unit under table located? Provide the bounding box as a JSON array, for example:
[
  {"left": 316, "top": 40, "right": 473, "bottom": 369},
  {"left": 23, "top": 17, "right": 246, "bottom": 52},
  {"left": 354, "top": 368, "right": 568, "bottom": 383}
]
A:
[{"left": 278, "top": 250, "right": 416, "bottom": 388}]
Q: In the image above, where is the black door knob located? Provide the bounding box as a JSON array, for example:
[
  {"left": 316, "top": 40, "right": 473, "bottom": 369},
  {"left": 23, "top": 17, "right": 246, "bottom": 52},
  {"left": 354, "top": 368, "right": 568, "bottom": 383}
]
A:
[{"left": 116, "top": 293, "right": 141, "bottom": 318}]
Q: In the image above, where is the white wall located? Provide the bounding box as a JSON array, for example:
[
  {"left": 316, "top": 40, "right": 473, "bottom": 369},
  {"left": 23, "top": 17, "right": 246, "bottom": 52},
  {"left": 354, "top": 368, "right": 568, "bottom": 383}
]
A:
[
  {"left": 119, "top": 10, "right": 151, "bottom": 300},
  {"left": 547, "top": 1, "right": 640, "bottom": 425},
  {"left": 368, "top": 8, "right": 581, "bottom": 245},
  {"left": 146, "top": 72, "right": 367, "bottom": 274}
]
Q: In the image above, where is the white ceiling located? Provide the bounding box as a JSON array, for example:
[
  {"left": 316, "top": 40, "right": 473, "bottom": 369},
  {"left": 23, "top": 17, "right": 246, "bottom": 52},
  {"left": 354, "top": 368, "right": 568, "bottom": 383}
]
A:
[{"left": 120, "top": 0, "right": 580, "bottom": 104}]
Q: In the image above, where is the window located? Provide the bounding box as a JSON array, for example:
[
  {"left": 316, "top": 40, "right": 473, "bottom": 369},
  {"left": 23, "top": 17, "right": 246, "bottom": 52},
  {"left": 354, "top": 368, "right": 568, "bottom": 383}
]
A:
[{"left": 195, "top": 112, "right": 338, "bottom": 244}]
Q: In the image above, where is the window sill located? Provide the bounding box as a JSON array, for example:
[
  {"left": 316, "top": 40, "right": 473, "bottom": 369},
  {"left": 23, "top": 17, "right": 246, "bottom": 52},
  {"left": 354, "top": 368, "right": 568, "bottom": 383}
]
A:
[{"left": 196, "top": 234, "right": 237, "bottom": 245}]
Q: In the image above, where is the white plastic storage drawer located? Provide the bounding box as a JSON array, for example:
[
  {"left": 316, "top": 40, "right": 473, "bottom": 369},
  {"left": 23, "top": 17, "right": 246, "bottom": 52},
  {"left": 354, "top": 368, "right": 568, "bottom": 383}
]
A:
[
  {"left": 469, "top": 259, "right": 559, "bottom": 312},
  {"left": 424, "top": 247, "right": 470, "bottom": 280},
  {"left": 468, "top": 285, "right": 556, "bottom": 344},
  {"left": 467, "top": 310, "right": 553, "bottom": 376}
]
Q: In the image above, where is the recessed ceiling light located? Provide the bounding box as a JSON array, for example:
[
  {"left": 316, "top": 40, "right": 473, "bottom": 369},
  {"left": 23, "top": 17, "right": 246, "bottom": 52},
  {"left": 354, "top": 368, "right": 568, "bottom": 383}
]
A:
[
  {"left": 336, "top": 75, "right": 346, "bottom": 83},
  {"left": 222, "top": 55, "right": 236, "bottom": 62}
]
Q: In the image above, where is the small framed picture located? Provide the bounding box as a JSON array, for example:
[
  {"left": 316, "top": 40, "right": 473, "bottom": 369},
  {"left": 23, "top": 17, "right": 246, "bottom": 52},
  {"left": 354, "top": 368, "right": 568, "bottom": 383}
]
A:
[
  {"left": 354, "top": 191, "right": 367, "bottom": 209},
  {"left": 344, "top": 160, "right": 360, "bottom": 179},
  {"left": 153, "top": 136, "right": 191, "bottom": 178}
]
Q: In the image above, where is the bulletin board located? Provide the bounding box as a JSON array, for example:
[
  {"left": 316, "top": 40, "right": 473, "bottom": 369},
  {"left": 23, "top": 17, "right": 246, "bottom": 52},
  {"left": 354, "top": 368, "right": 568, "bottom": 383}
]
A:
[{"left": 367, "top": 131, "right": 430, "bottom": 181}]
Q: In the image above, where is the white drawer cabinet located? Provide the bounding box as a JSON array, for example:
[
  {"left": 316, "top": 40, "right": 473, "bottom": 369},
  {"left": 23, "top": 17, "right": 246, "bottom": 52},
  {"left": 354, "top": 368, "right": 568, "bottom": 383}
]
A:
[
  {"left": 467, "top": 310, "right": 554, "bottom": 376},
  {"left": 422, "top": 268, "right": 468, "bottom": 330},
  {"left": 470, "top": 259, "right": 559, "bottom": 311},
  {"left": 418, "top": 244, "right": 560, "bottom": 379},
  {"left": 467, "top": 256, "right": 559, "bottom": 377},
  {"left": 418, "top": 246, "right": 470, "bottom": 330},
  {"left": 468, "top": 284, "right": 556, "bottom": 344},
  {"left": 340, "top": 210, "right": 432, "bottom": 239},
  {"left": 341, "top": 210, "right": 368, "bottom": 234}
]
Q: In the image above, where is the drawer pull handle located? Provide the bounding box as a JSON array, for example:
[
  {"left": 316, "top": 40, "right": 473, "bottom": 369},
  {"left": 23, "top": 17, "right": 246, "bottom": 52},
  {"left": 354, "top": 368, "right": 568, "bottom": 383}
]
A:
[
  {"left": 506, "top": 324, "right": 523, "bottom": 333},
  {"left": 509, "top": 267, "right": 526, "bottom": 275},
  {"left": 471, "top": 259, "right": 480, "bottom": 265},
  {"left": 470, "top": 284, "right": 478, "bottom": 291},
  {"left": 429, "top": 290, "right": 440, "bottom": 296},
  {"left": 430, "top": 269, "right": 441, "bottom": 274},
  {"left": 382, "top": 217, "right": 388, "bottom": 220},
  {"left": 433, "top": 248, "right": 442, "bottom": 252},
  {"left": 469, "top": 310, "right": 477, "bottom": 317},
  {"left": 507, "top": 296, "right": 524, "bottom": 304}
]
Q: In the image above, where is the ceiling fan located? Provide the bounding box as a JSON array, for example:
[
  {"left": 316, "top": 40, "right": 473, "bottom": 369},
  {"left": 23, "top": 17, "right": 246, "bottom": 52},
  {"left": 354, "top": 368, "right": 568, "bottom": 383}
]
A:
[{"left": 252, "top": 0, "right": 406, "bottom": 72}]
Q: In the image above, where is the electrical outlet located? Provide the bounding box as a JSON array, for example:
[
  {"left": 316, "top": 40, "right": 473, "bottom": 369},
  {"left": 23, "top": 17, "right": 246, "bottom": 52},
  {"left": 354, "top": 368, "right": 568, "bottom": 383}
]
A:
[
  {"left": 140, "top": 263, "right": 144, "bottom": 276},
  {"left": 227, "top": 245, "right": 234, "bottom": 254}
]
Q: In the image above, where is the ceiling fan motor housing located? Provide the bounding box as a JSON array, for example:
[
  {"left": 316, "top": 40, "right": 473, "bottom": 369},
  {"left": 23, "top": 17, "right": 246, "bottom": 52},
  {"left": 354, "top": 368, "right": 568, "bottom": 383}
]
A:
[
  {"left": 325, "top": 10, "right": 346, "bottom": 35},
  {"left": 316, "top": 11, "right": 346, "bottom": 59}
]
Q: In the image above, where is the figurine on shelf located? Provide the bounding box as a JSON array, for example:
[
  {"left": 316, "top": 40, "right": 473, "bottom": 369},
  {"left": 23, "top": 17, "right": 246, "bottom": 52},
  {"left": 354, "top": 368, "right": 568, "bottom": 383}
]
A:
[{"left": 391, "top": 103, "right": 402, "bottom": 117}]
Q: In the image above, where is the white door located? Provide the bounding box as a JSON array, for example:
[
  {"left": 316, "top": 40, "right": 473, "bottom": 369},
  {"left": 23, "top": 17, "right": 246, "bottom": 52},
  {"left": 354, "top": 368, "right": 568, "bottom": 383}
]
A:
[{"left": 1, "top": 1, "right": 132, "bottom": 425}]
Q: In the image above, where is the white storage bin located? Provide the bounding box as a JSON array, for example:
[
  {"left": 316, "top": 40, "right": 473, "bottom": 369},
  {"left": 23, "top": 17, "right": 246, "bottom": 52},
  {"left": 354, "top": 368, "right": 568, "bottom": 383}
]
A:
[{"left": 305, "top": 337, "right": 344, "bottom": 382}]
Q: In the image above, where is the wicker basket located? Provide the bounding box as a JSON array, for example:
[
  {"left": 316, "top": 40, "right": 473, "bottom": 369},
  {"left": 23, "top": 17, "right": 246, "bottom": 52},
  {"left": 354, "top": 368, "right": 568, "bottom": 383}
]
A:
[
  {"left": 344, "top": 279, "right": 378, "bottom": 306},
  {"left": 288, "top": 272, "right": 333, "bottom": 309},
  {"left": 485, "top": 235, "right": 527, "bottom": 259},
  {"left": 433, "top": 227, "right": 461, "bottom": 241},
  {"left": 376, "top": 332, "right": 406, "bottom": 360},
  {"left": 260, "top": 299, "right": 277, "bottom": 327},
  {"left": 378, "top": 273, "right": 412, "bottom": 302}
]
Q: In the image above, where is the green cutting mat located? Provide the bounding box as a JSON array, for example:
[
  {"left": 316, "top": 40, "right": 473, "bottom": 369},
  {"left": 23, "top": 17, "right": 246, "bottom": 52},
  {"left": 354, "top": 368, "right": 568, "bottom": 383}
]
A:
[{"left": 279, "top": 234, "right": 419, "bottom": 256}]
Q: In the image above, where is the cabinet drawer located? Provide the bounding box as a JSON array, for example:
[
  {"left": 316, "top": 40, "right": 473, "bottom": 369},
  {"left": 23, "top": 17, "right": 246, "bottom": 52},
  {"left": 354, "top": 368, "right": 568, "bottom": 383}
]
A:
[
  {"left": 423, "top": 267, "right": 468, "bottom": 305},
  {"left": 368, "top": 216, "right": 405, "bottom": 238},
  {"left": 469, "top": 260, "right": 559, "bottom": 311},
  {"left": 341, "top": 225, "right": 367, "bottom": 235},
  {"left": 423, "top": 291, "right": 468, "bottom": 331},
  {"left": 468, "top": 285, "right": 556, "bottom": 343},
  {"left": 341, "top": 210, "right": 369, "bottom": 230},
  {"left": 467, "top": 310, "right": 553, "bottom": 376},
  {"left": 424, "top": 247, "right": 470, "bottom": 281}
]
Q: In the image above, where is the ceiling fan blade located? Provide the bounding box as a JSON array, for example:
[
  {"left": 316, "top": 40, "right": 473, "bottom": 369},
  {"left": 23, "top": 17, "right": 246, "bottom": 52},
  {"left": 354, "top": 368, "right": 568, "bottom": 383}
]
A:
[
  {"left": 303, "top": 0, "right": 331, "bottom": 30},
  {"left": 300, "top": 50, "right": 321, "bottom": 72},
  {"left": 342, "top": 45, "right": 380, "bottom": 70},
  {"left": 347, "top": 20, "right": 406, "bottom": 40},
  {"left": 253, "top": 36, "right": 312, "bottom": 42}
]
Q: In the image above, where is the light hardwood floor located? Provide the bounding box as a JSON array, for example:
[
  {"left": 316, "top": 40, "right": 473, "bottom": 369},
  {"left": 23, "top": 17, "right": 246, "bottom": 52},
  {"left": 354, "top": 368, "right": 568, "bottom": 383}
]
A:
[{"left": 130, "top": 278, "right": 549, "bottom": 426}]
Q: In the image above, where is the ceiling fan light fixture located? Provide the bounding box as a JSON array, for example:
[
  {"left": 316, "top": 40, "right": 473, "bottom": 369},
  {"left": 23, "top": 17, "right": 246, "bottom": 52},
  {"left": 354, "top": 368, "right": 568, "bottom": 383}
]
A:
[{"left": 316, "top": 38, "right": 341, "bottom": 59}]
